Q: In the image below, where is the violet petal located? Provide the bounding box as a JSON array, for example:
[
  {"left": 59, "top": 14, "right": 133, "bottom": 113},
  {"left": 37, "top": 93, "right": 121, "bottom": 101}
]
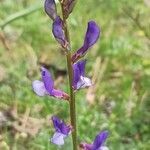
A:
[
  {"left": 52, "top": 116, "right": 62, "bottom": 133},
  {"left": 92, "top": 131, "right": 109, "bottom": 150},
  {"left": 72, "top": 21, "right": 100, "bottom": 62},
  {"left": 77, "top": 60, "right": 86, "bottom": 76},
  {"left": 73, "top": 62, "right": 81, "bottom": 89},
  {"left": 73, "top": 60, "right": 92, "bottom": 90},
  {"left": 52, "top": 116, "right": 71, "bottom": 135},
  {"left": 41, "top": 67, "right": 54, "bottom": 95},
  {"left": 52, "top": 16, "right": 68, "bottom": 48},
  {"left": 73, "top": 60, "right": 86, "bottom": 89},
  {"left": 60, "top": 122, "right": 71, "bottom": 136},
  {"left": 76, "top": 76, "right": 92, "bottom": 90},
  {"left": 44, "top": 0, "right": 57, "bottom": 20},
  {"left": 82, "top": 21, "right": 100, "bottom": 52}
]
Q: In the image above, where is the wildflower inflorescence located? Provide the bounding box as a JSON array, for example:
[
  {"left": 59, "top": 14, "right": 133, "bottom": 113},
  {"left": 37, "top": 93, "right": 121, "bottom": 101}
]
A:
[
  {"left": 80, "top": 131, "right": 109, "bottom": 150},
  {"left": 51, "top": 116, "right": 72, "bottom": 145},
  {"left": 32, "top": 0, "right": 109, "bottom": 149},
  {"left": 32, "top": 67, "right": 69, "bottom": 100}
]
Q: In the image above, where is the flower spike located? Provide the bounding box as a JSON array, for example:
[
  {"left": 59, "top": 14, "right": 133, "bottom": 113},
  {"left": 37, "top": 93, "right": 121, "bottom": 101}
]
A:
[
  {"left": 44, "top": 0, "right": 57, "bottom": 20},
  {"left": 80, "top": 131, "right": 109, "bottom": 150},
  {"left": 51, "top": 116, "right": 72, "bottom": 145},
  {"left": 72, "top": 21, "right": 100, "bottom": 63},
  {"left": 32, "top": 67, "right": 69, "bottom": 100},
  {"left": 73, "top": 60, "right": 92, "bottom": 90}
]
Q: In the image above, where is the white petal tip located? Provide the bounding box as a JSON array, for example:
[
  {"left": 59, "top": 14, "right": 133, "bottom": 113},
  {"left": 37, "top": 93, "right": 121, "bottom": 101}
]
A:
[
  {"left": 32, "top": 80, "right": 47, "bottom": 97},
  {"left": 51, "top": 132, "right": 65, "bottom": 146}
]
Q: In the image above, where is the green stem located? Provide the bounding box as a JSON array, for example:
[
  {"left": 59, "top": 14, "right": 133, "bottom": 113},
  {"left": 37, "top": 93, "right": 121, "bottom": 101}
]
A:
[
  {"left": 0, "top": 4, "right": 42, "bottom": 29},
  {"left": 66, "top": 52, "right": 77, "bottom": 150},
  {"left": 60, "top": 2, "right": 77, "bottom": 150}
]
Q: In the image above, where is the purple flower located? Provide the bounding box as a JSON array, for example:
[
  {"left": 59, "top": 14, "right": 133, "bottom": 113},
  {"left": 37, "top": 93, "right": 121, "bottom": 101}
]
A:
[
  {"left": 51, "top": 116, "right": 71, "bottom": 145},
  {"left": 73, "top": 60, "right": 92, "bottom": 90},
  {"left": 32, "top": 67, "right": 69, "bottom": 100},
  {"left": 52, "top": 16, "right": 69, "bottom": 49},
  {"left": 80, "top": 131, "right": 109, "bottom": 150},
  {"left": 72, "top": 21, "right": 100, "bottom": 63},
  {"left": 44, "top": 0, "right": 57, "bottom": 20},
  {"left": 63, "top": 0, "right": 76, "bottom": 18}
]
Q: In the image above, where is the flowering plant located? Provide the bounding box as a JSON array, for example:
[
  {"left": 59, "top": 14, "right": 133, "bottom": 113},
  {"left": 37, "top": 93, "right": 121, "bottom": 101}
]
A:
[{"left": 32, "top": 0, "right": 109, "bottom": 149}]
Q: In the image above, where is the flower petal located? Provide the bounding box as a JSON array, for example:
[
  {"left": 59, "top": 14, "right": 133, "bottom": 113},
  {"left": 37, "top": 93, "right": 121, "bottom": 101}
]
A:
[
  {"left": 32, "top": 80, "right": 47, "bottom": 96},
  {"left": 41, "top": 67, "right": 54, "bottom": 95},
  {"left": 77, "top": 60, "right": 86, "bottom": 76},
  {"left": 52, "top": 116, "right": 62, "bottom": 133},
  {"left": 82, "top": 21, "right": 100, "bottom": 51},
  {"left": 73, "top": 60, "right": 92, "bottom": 90},
  {"left": 52, "top": 16, "right": 68, "bottom": 48},
  {"left": 99, "top": 146, "right": 109, "bottom": 150},
  {"left": 51, "top": 89, "right": 69, "bottom": 100},
  {"left": 76, "top": 76, "right": 92, "bottom": 90},
  {"left": 72, "top": 21, "right": 100, "bottom": 62},
  {"left": 73, "top": 62, "right": 81, "bottom": 89},
  {"left": 51, "top": 132, "right": 65, "bottom": 146},
  {"left": 92, "top": 131, "right": 109, "bottom": 150},
  {"left": 73, "top": 60, "right": 86, "bottom": 89},
  {"left": 52, "top": 116, "right": 71, "bottom": 135},
  {"left": 44, "top": 0, "right": 57, "bottom": 20},
  {"left": 80, "top": 143, "right": 92, "bottom": 150},
  {"left": 60, "top": 122, "right": 71, "bottom": 136}
]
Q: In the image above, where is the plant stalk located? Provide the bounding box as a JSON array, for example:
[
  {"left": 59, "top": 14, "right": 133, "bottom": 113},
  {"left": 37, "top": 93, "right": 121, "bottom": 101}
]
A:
[
  {"left": 66, "top": 52, "right": 77, "bottom": 150},
  {"left": 60, "top": 2, "right": 77, "bottom": 150}
]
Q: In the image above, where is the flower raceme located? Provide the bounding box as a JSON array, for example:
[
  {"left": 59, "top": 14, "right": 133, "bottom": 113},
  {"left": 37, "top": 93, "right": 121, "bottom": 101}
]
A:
[
  {"left": 51, "top": 116, "right": 72, "bottom": 145},
  {"left": 44, "top": 0, "right": 100, "bottom": 55},
  {"left": 80, "top": 131, "right": 109, "bottom": 150},
  {"left": 72, "top": 21, "right": 100, "bottom": 63},
  {"left": 32, "top": 67, "right": 69, "bottom": 100},
  {"left": 43, "top": 1, "right": 109, "bottom": 149},
  {"left": 73, "top": 60, "right": 92, "bottom": 90}
]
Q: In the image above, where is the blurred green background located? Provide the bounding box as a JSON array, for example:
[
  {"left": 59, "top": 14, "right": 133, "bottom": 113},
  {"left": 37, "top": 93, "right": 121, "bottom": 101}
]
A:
[{"left": 0, "top": 0, "right": 150, "bottom": 149}]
